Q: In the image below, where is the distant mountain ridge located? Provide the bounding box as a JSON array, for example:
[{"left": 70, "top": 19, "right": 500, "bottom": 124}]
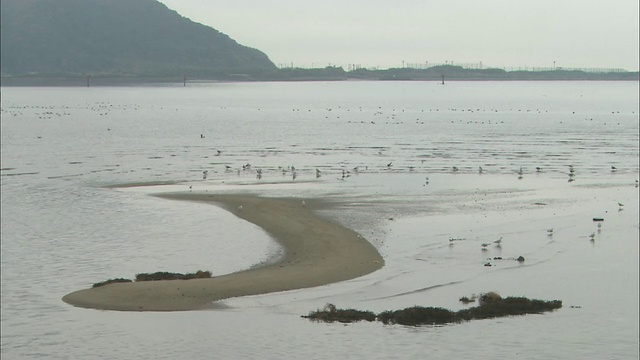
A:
[{"left": 0, "top": 0, "right": 277, "bottom": 77}]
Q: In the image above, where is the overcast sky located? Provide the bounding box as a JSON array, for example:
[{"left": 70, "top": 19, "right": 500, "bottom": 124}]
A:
[{"left": 158, "top": 0, "right": 639, "bottom": 71}]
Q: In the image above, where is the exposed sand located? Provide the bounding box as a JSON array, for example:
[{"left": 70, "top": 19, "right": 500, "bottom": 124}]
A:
[{"left": 62, "top": 193, "right": 384, "bottom": 311}]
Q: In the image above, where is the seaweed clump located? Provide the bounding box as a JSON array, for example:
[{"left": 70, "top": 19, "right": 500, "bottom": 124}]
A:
[
  {"left": 92, "top": 278, "right": 133, "bottom": 288},
  {"left": 303, "top": 292, "right": 562, "bottom": 326},
  {"left": 135, "top": 270, "right": 212, "bottom": 282},
  {"left": 378, "top": 306, "right": 456, "bottom": 326},
  {"left": 302, "top": 303, "right": 377, "bottom": 323},
  {"left": 456, "top": 293, "right": 562, "bottom": 321},
  {"left": 91, "top": 270, "right": 212, "bottom": 288}
]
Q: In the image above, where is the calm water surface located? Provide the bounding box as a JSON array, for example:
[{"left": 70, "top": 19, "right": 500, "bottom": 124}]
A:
[{"left": 1, "top": 81, "right": 639, "bottom": 359}]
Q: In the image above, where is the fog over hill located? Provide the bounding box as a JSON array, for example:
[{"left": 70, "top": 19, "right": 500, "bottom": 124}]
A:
[{"left": 0, "top": 0, "right": 277, "bottom": 77}]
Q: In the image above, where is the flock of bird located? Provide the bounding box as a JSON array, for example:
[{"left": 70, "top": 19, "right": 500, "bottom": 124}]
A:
[
  {"left": 445, "top": 197, "right": 630, "bottom": 268},
  {"left": 193, "top": 153, "right": 634, "bottom": 186}
]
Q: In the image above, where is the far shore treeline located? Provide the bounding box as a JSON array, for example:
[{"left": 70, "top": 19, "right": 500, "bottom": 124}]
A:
[{"left": 1, "top": 0, "right": 638, "bottom": 86}]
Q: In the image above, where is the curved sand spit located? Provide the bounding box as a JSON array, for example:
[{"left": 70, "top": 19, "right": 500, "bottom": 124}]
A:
[{"left": 62, "top": 193, "right": 384, "bottom": 311}]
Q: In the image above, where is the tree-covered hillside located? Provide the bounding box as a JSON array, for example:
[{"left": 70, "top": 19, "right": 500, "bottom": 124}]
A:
[{"left": 0, "top": 0, "right": 277, "bottom": 77}]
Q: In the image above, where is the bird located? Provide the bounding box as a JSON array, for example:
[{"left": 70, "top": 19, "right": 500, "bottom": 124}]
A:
[
  {"left": 611, "top": 166, "right": 617, "bottom": 172},
  {"left": 216, "top": 150, "right": 222, "bottom": 156},
  {"left": 547, "top": 228, "right": 554, "bottom": 235},
  {"left": 536, "top": 167, "right": 542, "bottom": 172},
  {"left": 387, "top": 162, "right": 393, "bottom": 168},
  {"left": 589, "top": 232, "right": 595, "bottom": 239},
  {"left": 493, "top": 237, "right": 503, "bottom": 245},
  {"left": 452, "top": 166, "right": 459, "bottom": 172},
  {"left": 481, "top": 243, "right": 491, "bottom": 249},
  {"left": 478, "top": 166, "right": 483, "bottom": 174},
  {"left": 202, "top": 170, "right": 208, "bottom": 180},
  {"left": 301, "top": 200, "right": 306, "bottom": 207},
  {"left": 237, "top": 205, "right": 243, "bottom": 211},
  {"left": 518, "top": 167, "right": 524, "bottom": 175},
  {"left": 618, "top": 202, "right": 624, "bottom": 207},
  {"left": 189, "top": 185, "right": 193, "bottom": 192}
]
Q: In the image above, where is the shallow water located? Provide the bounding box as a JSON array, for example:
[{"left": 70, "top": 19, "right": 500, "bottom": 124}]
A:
[{"left": 1, "top": 81, "right": 639, "bottom": 359}]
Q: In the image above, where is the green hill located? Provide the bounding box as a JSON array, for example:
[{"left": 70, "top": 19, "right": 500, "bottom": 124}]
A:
[{"left": 0, "top": 0, "right": 276, "bottom": 77}]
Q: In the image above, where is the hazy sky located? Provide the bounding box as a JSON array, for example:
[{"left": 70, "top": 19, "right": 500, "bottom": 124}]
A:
[{"left": 158, "top": 0, "right": 639, "bottom": 71}]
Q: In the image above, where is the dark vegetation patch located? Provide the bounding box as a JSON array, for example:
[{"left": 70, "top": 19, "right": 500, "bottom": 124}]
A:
[
  {"left": 303, "top": 292, "right": 562, "bottom": 326},
  {"left": 135, "top": 270, "right": 212, "bottom": 282},
  {"left": 302, "top": 304, "right": 376, "bottom": 323},
  {"left": 92, "top": 270, "right": 212, "bottom": 288},
  {"left": 92, "top": 278, "right": 132, "bottom": 288}
]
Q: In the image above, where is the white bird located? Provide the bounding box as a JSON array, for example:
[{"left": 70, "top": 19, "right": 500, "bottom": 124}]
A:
[
  {"left": 237, "top": 205, "right": 243, "bottom": 211},
  {"left": 301, "top": 200, "right": 306, "bottom": 207},
  {"left": 494, "top": 237, "right": 503, "bottom": 245}
]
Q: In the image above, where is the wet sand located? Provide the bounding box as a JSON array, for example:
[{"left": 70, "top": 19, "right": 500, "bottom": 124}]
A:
[{"left": 62, "top": 193, "right": 384, "bottom": 311}]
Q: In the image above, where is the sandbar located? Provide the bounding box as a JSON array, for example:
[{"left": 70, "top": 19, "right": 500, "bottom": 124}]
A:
[{"left": 62, "top": 193, "right": 384, "bottom": 311}]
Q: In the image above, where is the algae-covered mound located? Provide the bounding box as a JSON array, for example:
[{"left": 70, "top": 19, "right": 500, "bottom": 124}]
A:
[
  {"left": 378, "top": 306, "right": 456, "bottom": 326},
  {"left": 91, "top": 270, "right": 212, "bottom": 288},
  {"left": 456, "top": 292, "right": 562, "bottom": 321},
  {"left": 303, "top": 292, "right": 563, "bottom": 326},
  {"left": 92, "top": 278, "right": 133, "bottom": 288},
  {"left": 303, "top": 303, "right": 376, "bottom": 323},
  {"left": 134, "top": 270, "right": 212, "bottom": 282}
]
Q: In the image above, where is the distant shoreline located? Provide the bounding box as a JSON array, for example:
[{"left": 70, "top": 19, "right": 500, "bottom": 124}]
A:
[{"left": 2, "top": 69, "right": 638, "bottom": 87}]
